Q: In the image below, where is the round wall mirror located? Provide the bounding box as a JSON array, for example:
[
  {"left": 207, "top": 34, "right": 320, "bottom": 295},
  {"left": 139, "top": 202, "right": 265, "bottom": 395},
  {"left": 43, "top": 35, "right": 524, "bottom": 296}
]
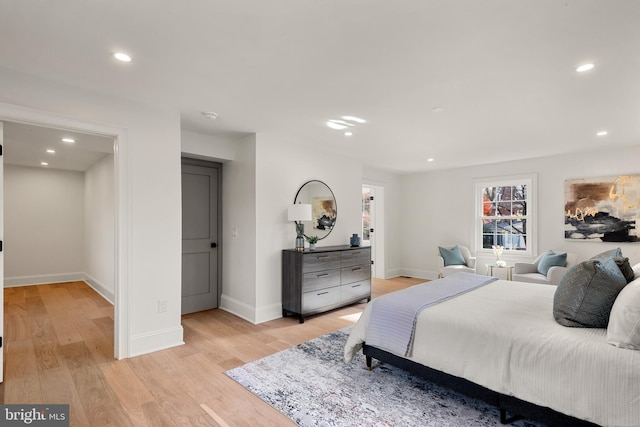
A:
[{"left": 294, "top": 180, "right": 337, "bottom": 240}]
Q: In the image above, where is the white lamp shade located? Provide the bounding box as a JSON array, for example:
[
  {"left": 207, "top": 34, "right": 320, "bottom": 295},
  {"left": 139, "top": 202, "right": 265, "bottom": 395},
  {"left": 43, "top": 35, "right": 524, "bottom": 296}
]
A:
[{"left": 288, "top": 204, "right": 312, "bottom": 221}]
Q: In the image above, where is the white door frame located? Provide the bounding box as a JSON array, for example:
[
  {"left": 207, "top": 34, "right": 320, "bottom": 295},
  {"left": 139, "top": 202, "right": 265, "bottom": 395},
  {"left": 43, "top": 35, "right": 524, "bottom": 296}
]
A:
[{"left": 0, "top": 101, "right": 131, "bottom": 359}]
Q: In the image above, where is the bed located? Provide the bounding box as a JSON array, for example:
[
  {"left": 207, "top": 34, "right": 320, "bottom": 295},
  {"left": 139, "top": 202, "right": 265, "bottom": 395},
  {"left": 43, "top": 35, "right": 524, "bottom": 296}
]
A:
[{"left": 344, "top": 275, "right": 640, "bottom": 427}]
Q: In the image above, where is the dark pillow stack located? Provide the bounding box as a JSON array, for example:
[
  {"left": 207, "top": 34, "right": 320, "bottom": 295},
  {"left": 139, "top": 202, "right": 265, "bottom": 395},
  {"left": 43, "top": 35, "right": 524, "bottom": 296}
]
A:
[{"left": 553, "top": 249, "right": 628, "bottom": 328}]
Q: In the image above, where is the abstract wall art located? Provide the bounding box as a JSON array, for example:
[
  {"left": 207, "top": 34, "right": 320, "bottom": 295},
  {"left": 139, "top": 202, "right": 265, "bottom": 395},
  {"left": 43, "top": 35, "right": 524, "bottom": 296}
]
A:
[{"left": 565, "top": 175, "right": 640, "bottom": 242}]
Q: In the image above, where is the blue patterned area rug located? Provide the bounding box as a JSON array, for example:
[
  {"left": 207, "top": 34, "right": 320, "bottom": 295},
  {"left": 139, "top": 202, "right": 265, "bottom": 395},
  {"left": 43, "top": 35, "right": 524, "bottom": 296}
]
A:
[{"left": 226, "top": 327, "right": 544, "bottom": 427}]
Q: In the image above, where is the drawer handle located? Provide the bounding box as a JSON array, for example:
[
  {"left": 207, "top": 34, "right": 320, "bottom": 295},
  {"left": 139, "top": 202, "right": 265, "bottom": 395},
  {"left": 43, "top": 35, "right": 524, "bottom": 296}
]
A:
[
  {"left": 317, "top": 256, "right": 330, "bottom": 259},
  {"left": 352, "top": 284, "right": 361, "bottom": 288},
  {"left": 317, "top": 291, "right": 329, "bottom": 296},
  {"left": 352, "top": 267, "right": 362, "bottom": 271},
  {"left": 317, "top": 273, "right": 329, "bottom": 277}
]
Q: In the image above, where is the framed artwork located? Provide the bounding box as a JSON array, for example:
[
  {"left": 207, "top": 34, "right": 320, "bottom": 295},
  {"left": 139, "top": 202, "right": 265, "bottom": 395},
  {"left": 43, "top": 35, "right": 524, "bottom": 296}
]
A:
[
  {"left": 312, "top": 197, "right": 336, "bottom": 231},
  {"left": 565, "top": 175, "right": 640, "bottom": 242}
]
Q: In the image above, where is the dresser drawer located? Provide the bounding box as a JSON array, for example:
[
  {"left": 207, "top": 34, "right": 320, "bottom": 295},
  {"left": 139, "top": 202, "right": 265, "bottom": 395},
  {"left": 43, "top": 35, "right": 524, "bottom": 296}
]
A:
[
  {"left": 302, "top": 286, "right": 341, "bottom": 312},
  {"left": 303, "top": 269, "right": 341, "bottom": 292},
  {"left": 303, "top": 252, "right": 341, "bottom": 273},
  {"left": 341, "top": 280, "right": 371, "bottom": 302},
  {"left": 341, "top": 264, "right": 371, "bottom": 285},
  {"left": 341, "top": 248, "right": 371, "bottom": 267}
]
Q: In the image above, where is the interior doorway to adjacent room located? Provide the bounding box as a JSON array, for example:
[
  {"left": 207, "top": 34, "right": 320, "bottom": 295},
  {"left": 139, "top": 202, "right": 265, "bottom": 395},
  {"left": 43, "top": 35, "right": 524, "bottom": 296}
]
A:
[{"left": 362, "top": 184, "right": 385, "bottom": 278}]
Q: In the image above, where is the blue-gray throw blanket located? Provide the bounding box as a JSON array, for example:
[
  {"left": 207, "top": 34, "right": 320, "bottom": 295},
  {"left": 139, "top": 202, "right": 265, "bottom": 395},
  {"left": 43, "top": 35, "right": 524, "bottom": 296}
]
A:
[{"left": 365, "top": 273, "right": 498, "bottom": 357}]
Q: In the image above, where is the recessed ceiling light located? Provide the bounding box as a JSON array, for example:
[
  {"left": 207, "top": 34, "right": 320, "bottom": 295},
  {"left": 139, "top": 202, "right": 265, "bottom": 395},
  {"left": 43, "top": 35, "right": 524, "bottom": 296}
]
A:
[
  {"left": 46, "top": 149, "right": 55, "bottom": 154},
  {"left": 431, "top": 107, "right": 443, "bottom": 113},
  {"left": 41, "top": 162, "right": 49, "bottom": 166},
  {"left": 427, "top": 158, "right": 435, "bottom": 162},
  {"left": 61, "top": 138, "right": 75, "bottom": 143},
  {"left": 113, "top": 52, "right": 132, "bottom": 62},
  {"left": 341, "top": 116, "right": 366, "bottom": 124},
  {"left": 596, "top": 130, "right": 608, "bottom": 136},
  {"left": 344, "top": 131, "right": 353, "bottom": 136},
  {"left": 576, "top": 63, "right": 595, "bottom": 73},
  {"left": 327, "top": 121, "right": 348, "bottom": 130}
]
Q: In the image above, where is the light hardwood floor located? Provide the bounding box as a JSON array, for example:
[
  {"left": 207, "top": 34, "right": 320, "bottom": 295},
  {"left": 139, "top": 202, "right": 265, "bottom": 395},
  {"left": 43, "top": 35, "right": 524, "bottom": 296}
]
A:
[{"left": 2, "top": 276, "right": 424, "bottom": 426}]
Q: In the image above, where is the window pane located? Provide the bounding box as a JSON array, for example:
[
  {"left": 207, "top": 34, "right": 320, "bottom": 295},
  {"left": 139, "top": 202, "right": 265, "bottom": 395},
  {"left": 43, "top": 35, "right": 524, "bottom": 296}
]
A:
[
  {"left": 514, "top": 185, "right": 527, "bottom": 200},
  {"left": 483, "top": 187, "right": 497, "bottom": 202},
  {"left": 512, "top": 201, "right": 526, "bottom": 216},
  {"left": 497, "top": 201, "right": 512, "bottom": 216},
  {"left": 483, "top": 202, "right": 496, "bottom": 216}
]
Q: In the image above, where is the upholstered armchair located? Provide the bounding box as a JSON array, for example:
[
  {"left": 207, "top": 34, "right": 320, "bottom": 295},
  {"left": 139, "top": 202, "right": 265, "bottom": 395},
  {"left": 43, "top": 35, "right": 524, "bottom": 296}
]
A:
[
  {"left": 512, "top": 250, "right": 578, "bottom": 285},
  {"left": 437, "top": 245, "right": 477, "bottom": 278}
]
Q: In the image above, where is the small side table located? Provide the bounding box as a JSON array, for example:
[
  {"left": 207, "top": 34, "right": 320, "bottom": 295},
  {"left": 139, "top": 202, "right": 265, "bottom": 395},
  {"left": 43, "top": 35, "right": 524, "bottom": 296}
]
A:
[{"left": 486, "top": 264, "right": 514, "bottom": 280}]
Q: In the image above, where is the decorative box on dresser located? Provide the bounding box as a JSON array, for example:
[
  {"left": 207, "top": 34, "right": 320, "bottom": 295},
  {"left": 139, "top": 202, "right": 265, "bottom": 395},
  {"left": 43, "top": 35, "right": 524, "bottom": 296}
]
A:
[{"left": 282, "top": 245, "right": 371, "bottom": 323}]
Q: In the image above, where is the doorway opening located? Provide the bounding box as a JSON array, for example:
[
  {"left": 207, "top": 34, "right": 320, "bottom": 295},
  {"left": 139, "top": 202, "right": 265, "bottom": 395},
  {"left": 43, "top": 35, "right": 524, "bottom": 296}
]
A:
[
  {"left": 362, "top": 184, "right": 385, "bottom": 278},
  {"left": 0, "top": 102, "right": 129, "bottom": 360}
]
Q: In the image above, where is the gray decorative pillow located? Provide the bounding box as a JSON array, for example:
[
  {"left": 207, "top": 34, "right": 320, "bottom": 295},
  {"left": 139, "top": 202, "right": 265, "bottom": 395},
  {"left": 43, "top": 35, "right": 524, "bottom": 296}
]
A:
[
  {"left": 590, "top": 247, "right": 623, "bottom": 262},
  {"left": 614, "top": 257, "right": 635, "bottom": 283},
  {"left": 438, "top": 246, "right": 465, "bottom": 266},
  {"left": 553, "top": 257, "right": 628, "bottom": 328}
]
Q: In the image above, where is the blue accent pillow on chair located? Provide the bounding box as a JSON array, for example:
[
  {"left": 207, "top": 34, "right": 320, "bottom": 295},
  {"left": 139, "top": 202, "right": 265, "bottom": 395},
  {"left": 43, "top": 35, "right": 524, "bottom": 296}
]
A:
[
  {"left": 537, "top": 251, "right": 567, "bottom": 276},
  {"left": 439, "top": 246, "right": 466, "bottom": 266}
]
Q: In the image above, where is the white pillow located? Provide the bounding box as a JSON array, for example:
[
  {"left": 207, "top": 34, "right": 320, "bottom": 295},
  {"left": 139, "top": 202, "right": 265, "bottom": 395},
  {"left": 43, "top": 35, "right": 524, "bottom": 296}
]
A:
[
  {"left": 633, "top": 262, "right": 640, "bottom": 280},
  {"left": 607, "top": 278, "right": 640, "bottom": 350}
]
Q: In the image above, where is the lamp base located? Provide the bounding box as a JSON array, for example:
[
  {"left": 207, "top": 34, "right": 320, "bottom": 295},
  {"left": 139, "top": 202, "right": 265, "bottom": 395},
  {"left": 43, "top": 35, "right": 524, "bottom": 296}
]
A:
[{"left": 294, "top": 222, "right": 305, "bottom": 252}]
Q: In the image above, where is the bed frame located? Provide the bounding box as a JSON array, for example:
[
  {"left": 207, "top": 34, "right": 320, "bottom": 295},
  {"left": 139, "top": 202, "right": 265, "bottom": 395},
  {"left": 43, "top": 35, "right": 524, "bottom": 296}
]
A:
[{"left": 363, "top": 344, "right": 600, "bottom": 427}]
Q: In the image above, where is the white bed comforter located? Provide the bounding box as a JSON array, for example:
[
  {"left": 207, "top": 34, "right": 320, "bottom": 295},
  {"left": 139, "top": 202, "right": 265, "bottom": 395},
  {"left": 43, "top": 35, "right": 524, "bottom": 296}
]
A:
[{"left": 344, "top": 280, "right": 640, "bottom": 427}]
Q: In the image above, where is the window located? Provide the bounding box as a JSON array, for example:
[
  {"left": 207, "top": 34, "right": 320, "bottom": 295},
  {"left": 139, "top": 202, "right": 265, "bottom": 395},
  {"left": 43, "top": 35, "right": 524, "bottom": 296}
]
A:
[{"left": 475, "top": 175, "right": 536, "bottom": 256}]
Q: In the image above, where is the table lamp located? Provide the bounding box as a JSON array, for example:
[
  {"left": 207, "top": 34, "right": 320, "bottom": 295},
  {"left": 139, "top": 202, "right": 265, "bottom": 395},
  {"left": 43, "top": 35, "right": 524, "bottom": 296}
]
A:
[{"left": 288, "top": 203, "right": 312, "bottom": 251}]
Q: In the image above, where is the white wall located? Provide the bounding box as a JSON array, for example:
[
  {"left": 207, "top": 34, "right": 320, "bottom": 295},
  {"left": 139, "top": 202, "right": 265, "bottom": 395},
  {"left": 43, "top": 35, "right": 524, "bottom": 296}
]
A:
[
  {"left": 84, "top": 154, "right": 115, "bottom": 302},
  {"left": 181, "top": 129, "right": 236, "bottom": 162},
  {"left": 220, "top": 134, "right": 258, "bottom": 320},
  {"left": 254, "top": 134, "right": 364, "bottom": 323},
  {"left": 397, "top": 145, "right": 640, "bottom": 279},
  {"left": 4, "top": 164, "right": 84, "bottom": 286},
  {"left": 0, "top": 67, "right": 183, "bottom": 357}
]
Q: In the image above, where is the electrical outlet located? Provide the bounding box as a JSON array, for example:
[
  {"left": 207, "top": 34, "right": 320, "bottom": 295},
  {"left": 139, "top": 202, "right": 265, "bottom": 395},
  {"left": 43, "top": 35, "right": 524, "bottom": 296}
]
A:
[
  {"left": 232, "top": 227, "right": 238, "bottom": 237},
  {"left": 158, "top": 300, "right": 167, "bottom": 313}
]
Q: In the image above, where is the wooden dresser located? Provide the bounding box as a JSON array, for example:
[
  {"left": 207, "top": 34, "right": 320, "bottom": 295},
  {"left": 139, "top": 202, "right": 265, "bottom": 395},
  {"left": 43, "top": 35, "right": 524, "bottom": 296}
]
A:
[{"left": 282, "top": 245, "right": 371, "bottom": 323}]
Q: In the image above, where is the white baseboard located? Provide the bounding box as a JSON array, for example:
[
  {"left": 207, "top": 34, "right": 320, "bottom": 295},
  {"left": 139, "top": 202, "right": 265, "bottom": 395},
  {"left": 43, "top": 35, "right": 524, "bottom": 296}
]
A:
[
  {"left": 219, "top": 293, "right": 257, "bottom": 324},
  {"left": 219, "top": 297, "right": 287, "bottom": 324},
  {"left": 256, "top": 302, "right": 283, "bottom": 324},
  {"left": 129, "top": 326, "right": 184, "bottom": 358},
  {"left": 83, "top": 273, "right": 115, "bottom": 304},
  {"left": 383, "top": 268, "right": 404, "bottom": 279},
  {"left": 4, "top": 272, "right": 84, "bottom": 287}
]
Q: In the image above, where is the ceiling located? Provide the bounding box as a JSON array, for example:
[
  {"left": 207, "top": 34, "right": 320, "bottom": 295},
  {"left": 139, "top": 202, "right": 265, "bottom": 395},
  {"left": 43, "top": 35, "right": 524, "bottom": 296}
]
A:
[
  {"left": 3, "top": 122, "right": 113, "bottom": 172},
  {"left": 1, "top": 1, "right": 639, "bottom": 173}
]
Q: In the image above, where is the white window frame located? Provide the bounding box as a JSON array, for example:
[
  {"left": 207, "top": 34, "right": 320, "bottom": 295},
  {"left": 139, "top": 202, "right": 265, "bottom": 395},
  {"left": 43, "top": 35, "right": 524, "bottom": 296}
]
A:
[{"left": 474, "top": 173, "right": 537, "bottom": 258}]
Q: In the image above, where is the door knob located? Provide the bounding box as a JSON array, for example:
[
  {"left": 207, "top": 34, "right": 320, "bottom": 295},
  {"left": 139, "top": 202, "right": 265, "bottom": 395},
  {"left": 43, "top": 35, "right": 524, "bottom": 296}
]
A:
[{"left": 211, "top": 242, "right": 217, "bottom": 248}]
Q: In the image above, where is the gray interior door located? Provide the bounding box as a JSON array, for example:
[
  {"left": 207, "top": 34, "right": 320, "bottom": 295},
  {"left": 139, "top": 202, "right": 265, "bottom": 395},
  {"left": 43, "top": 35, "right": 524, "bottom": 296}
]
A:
[{"left": 181, "top": 162, "right": 219, "bottom": 314}]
